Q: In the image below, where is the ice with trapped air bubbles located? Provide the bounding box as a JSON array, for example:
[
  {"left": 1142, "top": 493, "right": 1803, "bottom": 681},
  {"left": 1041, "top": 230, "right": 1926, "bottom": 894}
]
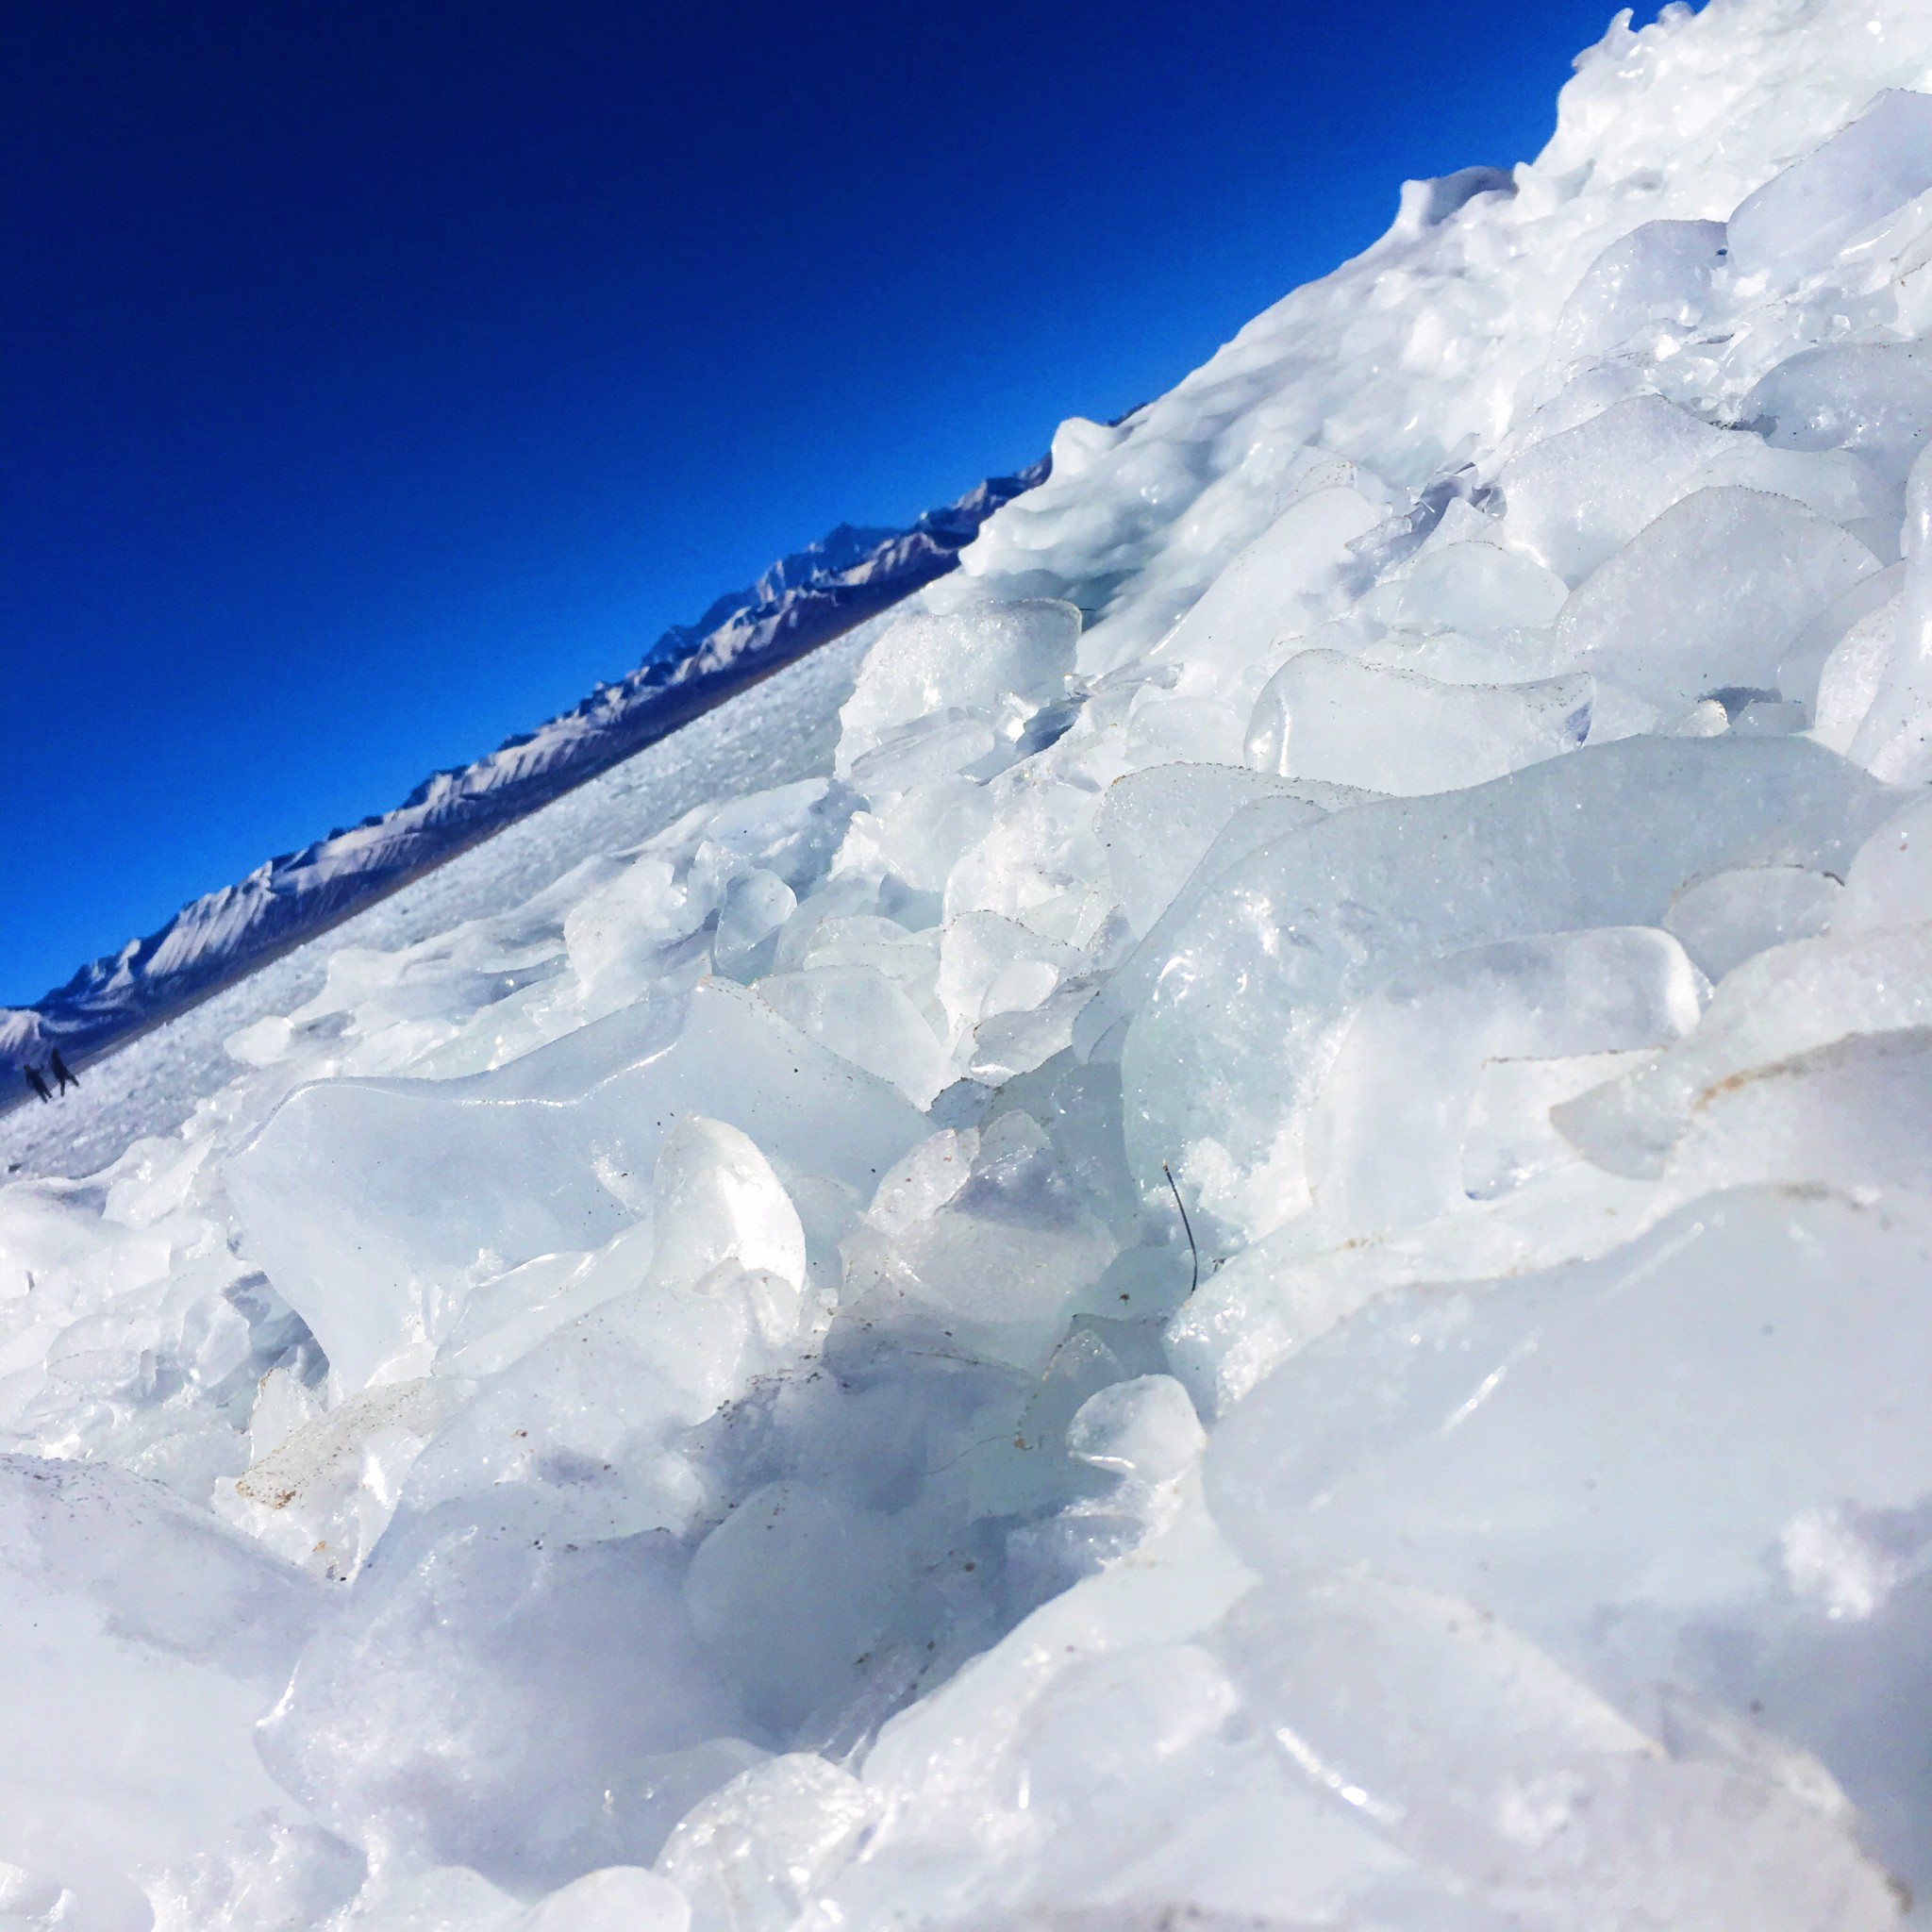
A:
[{"left": 21, "top": 1, "right": 1932, "bottom": 1926}]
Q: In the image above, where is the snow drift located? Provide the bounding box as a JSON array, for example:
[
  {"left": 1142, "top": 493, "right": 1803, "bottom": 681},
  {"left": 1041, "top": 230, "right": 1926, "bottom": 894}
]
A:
[{"left": 8, "top": 2, "right": 1932, "bottom": 1926}]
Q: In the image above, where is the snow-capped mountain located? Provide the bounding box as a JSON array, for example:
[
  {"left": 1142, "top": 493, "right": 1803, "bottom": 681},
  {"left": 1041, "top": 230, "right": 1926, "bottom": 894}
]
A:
[{"left": 0, "top": 466, "right": 1044, "bottom": 1083}]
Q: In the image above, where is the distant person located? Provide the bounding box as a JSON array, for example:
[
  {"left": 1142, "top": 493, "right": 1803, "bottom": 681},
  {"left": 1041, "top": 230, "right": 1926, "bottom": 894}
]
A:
[
  {"left": 24, "top": 1066, "right": 51, "bottom": 1105},
  {"left": 49, "top": 1048, "right": 76, "bottom": 1093}
]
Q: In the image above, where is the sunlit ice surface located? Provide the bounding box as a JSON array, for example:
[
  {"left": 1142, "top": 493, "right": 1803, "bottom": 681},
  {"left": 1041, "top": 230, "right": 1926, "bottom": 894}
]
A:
[{"left": 10, "top": 4, "right": 1932, "bottom": 1924}]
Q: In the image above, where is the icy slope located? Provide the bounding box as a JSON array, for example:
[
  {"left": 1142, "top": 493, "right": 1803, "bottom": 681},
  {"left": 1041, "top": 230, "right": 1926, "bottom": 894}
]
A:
[
  {"left": 0, "top": 470, "right": 1041, "bottom": 1087},
  {"left": 13, "top": 1, "right": 1932, "bottom": 1926}
]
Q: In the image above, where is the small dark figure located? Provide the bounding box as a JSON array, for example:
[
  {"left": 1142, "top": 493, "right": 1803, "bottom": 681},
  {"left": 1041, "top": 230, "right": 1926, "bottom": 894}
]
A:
[
  {"left": 49, "top": 1048, "right": 76, "bottom": 1093},
  {"left": 24, "top": 1066, "right": 51, "bottom": 1105}
]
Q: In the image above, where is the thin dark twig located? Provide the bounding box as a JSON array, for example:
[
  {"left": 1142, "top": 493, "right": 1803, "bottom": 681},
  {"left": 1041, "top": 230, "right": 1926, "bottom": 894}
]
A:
[{"left": 1163, "top": 1161, "right": 1199, "bottom": 1296}]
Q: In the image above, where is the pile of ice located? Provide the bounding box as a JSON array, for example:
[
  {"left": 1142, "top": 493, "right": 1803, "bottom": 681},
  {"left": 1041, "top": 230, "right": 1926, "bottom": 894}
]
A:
[{"left": 11, "top": 2, "right": 1932, "bottom": 1924}]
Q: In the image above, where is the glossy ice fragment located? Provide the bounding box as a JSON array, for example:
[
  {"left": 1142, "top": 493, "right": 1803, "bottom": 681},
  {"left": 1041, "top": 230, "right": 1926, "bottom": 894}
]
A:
[
  {"left": 1150, "top": 486, "right": 1387, "bottom": 691},
  {"left": 1553, "top": 922, "right": 1932, "bottom": 1177},
  {"left": 1662, "top": 864, "right": 1842, "bottom": 978},
  {"left": 685, "top": 1481, "right": 908, "bottom": 1740},
  {"left": 231, "top": 982, "right": 924, "bottom": 1392},
  {"left": 657, "top": 1755, "right": 872, "bottom": 1932},
  {"left": 1545, "top": 218, "right": 1729, "bottom": 373},
  {"left": 644, "top": 1115, "right": 808, "bottom": 1298},
  {"left": 1727, "top": 87, "right": 1932, "bottom": 284},
  {"left": 1498, "top": 395, "right": 1737, "bottom": 586},
  {"left": 1214, "top": 1576, "right": 1900, "bottom": 1930},
  {"left": 1306, "top": 927, "right": 1702, "bottom": 1235},
  {"left": 1207, "top": 1186, "right": 1932, "bottom": 1901},
  {"left": 837, "top": 601, "right": 1080, "bottom": 774},
  {"left": 258, "top": 1507, "right": 745, "bottom": 1892},
  {"left": 757, "top": 964, "right": 955, "bottom": 1106},
  {"left": 1777, "top": 560, "right": 1901, "bottom": 731},
  {"left": 1553, "top": 487, "right": 1876, "bottom": 712},
  {"left": 1245, "top": 649, "right": 1591, "bottom": 795},
  {"left": 1743, "top": 342, "right": 1932, "bottom": 488},
  {"left": 1065, "top": 1374, "right": 1206, "bottom": 1481},
  {"left": 1096, "top": 761, "right": 1331, "bottom": 936},
  {"left": 1359, "top": 535, "right": 1569, "bottom": 635},
  {"left": 1120, "top": 736, "right": 1896, "bottom": 1231},
  {"left": 1836, "top": 791, "right": 1932, "bottom": 930}
]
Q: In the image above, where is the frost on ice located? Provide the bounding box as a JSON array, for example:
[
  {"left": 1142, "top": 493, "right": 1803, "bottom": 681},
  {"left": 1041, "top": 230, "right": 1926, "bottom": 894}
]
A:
[{"left": 17, "top": 2, "right": 1932, "bottom": 1924}]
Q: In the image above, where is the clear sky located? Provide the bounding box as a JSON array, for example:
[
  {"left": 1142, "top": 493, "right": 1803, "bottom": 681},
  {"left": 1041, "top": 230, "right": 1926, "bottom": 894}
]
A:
[{"left": 1, "top": 0, "right": 1673, "bottom": 1007}]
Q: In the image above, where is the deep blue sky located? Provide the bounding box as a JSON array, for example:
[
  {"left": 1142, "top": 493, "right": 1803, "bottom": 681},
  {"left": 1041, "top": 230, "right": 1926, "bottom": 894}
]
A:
[{"left": 2, "top": 0, "right": 1671, "bottom": 1006}]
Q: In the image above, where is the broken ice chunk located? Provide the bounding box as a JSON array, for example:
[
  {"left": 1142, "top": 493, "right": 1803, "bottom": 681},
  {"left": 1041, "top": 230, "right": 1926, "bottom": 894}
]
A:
[
  {"left": 1460, "top": 1049, "right": 1664, "bottom": 1200},
  {"left": 1836, "top": 791, "right": 1932, "bottom": 932},
  {"left": 1213, "top": 1576, "right": 1903, "bottom": 1930},
  {"left": 711, "top": 870, "right": 796, "bottom": 980},
  {"left": 1671, "top": 1024, "right": 1932, "bottom": 1198},
  {"left": 1553, "top": 486, "right": 1875, "bottom": 713},
  {"left": 225, "top": 1373, "right": 474, "bottom": 1580},
  {"left": 1097, "top": 762, "right": 1330, "bottom": 937},
  {"left": 1206, "top": 1185, "right": 1932, "bottom": 1904},
  {"left": 1119, "top": 688, "right": 1249, "bottom": 768},
  {"left": 1849, "top": 446, "right": 1932, "bottom": 779},
  {"left": 757, "top": 965, "right": 954, "bottom": 1108},
  {"left": 1119, "top": 737, "right": 1896, "bottom": 1235},
  {"left": 685, "top": 1481, "right": 908, "bottom": 1741},
  {"left": 1245, "top": 651, "right": 1591, "bottom": 795},
  {"left": 1358, "top": 537, "right": 1568, "bottom": 636},
  {"left": 643, "top": 1115, "right": 807, "bottom": 1301},
  {"left": 231, "top": 982, "right": 924, "bottom": 1394},
  {"left": 937, "top": 911, "right": 1078, "bottom": 1048},
  {"left": 0, "top": 1457, "right": 345, "bottom": 1931},
  {"left": 1551, "top": 923, "right": 1932, "bottom": 1179},
  {"left": 1165, "top": 1159, "right": 1675, "bottom": 1419},
  {"left": 858, "top": 774, "right": 998, "bottom": 895},
  {"left": 1743, "top": 342, "right": 1932, "bottom": 491},
  {"left": 1498, "top": 395, "right": 1740, "bottom": 586},
  {"left": 1545, "top": 218, "right": 1729, "bottom": 374},
  {"left": 1149, "top": 485, "right": 1386, "bottom": 691},
  {"left": 836, "top": 601, "right": 1080, "bottom": 774},
  {"left": 258, "top": 1507, "right": 743, "bottom": 1892},
  {"left": 1811, "top": 585, "right": 1902, "bottom": 753},
  {"left": 838, "top": 1111, "right": 1116, "bottom": 1374},
  {"left": 1777, "top": 561, "right": 1901, "bottom": 735},
  {"left": 1727, "top": 87, "right": 1932, "bottom": 286},
  {"left": 1065, "top": 1374, "right": 1206, "bottom": 1483},
  {"left": 564, "top": 855, "right": 710, "bottom": 1009},
  {"left": 1663, "top": 864, "right": 1843, "bottom": 979},
  {"left": 657, "top": 1754, "right": 871, "bottom": 1932},
  {"left": 1306, "top": 927, "right": 1702, "bottom": 1235}
]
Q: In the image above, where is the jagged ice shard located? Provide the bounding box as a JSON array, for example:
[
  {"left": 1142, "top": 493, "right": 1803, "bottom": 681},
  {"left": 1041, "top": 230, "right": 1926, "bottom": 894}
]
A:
[{"left": 16, "top": 2, "right": 1932, "bottom": 1924}]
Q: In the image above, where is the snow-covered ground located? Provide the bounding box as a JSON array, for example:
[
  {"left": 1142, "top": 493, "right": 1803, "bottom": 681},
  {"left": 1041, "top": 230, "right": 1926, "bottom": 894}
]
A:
[{"left": 10, "top": 2, "right": 1932, "bottom": 1925}]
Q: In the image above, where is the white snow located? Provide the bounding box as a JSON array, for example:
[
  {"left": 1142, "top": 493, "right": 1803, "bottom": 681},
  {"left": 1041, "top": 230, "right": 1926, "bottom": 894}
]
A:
[{"left": 9, "top": 3, "right": 1932, "bottom": 1925}]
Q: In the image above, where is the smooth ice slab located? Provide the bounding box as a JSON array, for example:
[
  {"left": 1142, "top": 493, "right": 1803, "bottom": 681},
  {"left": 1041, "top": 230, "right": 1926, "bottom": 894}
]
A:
[
  {"left": 1305, "top": 926, "right": 1702, "bottom": 1234},
  {"left": 1119, "top": 736, "right": 1898, "bottom": 1229},
  {"left": 1207, "top": 1185, "right": 1932, "bottom": 1899},
  {"left": 1553, "top": 487, "right": 1875, "bottom": 712},
  {"left": 1244, "top": 649, "right": 1591, "bottom": 795},
  {"left": 231, "top": 981, "right": 925, "bottom": 1391},
  {"left": 1727, "top": 87, "right": 1932, "bottom": 284}
]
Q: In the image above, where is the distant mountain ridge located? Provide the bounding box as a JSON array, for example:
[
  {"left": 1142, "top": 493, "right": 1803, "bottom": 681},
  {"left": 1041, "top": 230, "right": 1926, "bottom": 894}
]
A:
[{"left": 1, "top": 460, "right": 1047, "bottom": 1081}]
